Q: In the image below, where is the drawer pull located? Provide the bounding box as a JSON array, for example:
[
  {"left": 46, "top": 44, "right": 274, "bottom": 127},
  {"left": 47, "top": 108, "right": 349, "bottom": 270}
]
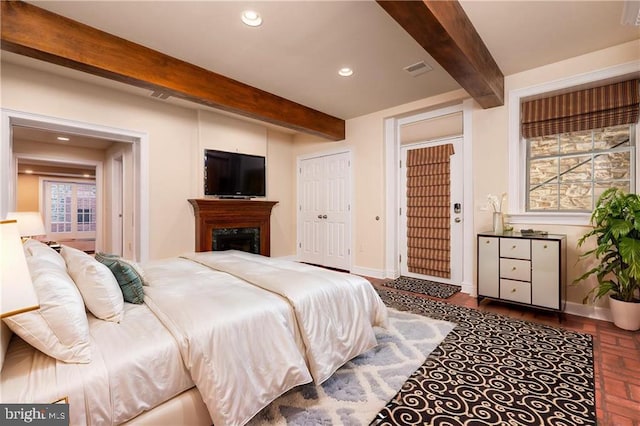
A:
[
  {"left": 486, "top": 240, "right": 490, "bottom": 244},
  {"left": 512, "top": 245, "right": 516, "bottom": 249},
  {"left": 511, "top": 288, "right": 516, "bottom": 293},
  {"left": 512, "top": 266, "right": 517, "bottom": 271},
  {"left": 544, "top": 244, "right": 548, "bottom": 249}
]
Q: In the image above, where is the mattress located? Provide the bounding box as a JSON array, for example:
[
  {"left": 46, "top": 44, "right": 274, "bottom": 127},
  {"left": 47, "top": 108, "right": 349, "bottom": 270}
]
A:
[{"left": 0, "top": 303, "right": 194, "bottom": 426}]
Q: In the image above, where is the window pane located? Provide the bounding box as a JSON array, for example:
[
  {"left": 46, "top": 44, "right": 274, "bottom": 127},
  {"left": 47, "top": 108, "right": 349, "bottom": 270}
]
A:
[
  {"left": 529, "top": 135, "right": 558, "bottom": 158},
  {"left": 76, "top": 183, "right": 97, "bottom": 232},
  {"left": 595, "top": 182, "right": 630, "bottom": 200},
  {"left": 559, "top": 155, "right": 592, "bottom": 183},
  {"left": 559, "top": 183, "right": 592, "bottom": 210},
  {"left": 529, "top": 158, "right": 558, "bottom": 185},
  {"left": 529, "top": 184, "right": 558, "bottom": 210},
  {"left": 594, "top": 125, "right": 631, "bottom": 151},
  {"left": 594, "top": 151, "right": 631, "bottom": 181},
  {"left": 560, "top": 130, "right": 593, "bottom": 154},
  {"left": 49, "top": 182, "right": 73, "bottom": 234}
]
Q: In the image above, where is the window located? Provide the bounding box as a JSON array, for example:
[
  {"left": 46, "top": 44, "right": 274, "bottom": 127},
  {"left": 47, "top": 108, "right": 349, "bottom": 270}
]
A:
[
  {"left": 526, "top": 124, "right": 634, "bottom": 212},
  {"left": 44, "top": 180, "right": 97, "bottom": 238},
  {"left": 508, "top": 69, "right": 640, "bottom": 225}
]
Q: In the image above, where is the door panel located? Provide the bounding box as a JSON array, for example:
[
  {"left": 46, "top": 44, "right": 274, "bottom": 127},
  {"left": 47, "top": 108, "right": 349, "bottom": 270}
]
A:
[
  {"left": 400, "top": 138, "right": 463, "bottom": 284},
  {"left": 299, "top": 157, "right": 324, "bottom": 265},
  {"left": 324, "top": 153, "right": 350, "bottom": 269}
]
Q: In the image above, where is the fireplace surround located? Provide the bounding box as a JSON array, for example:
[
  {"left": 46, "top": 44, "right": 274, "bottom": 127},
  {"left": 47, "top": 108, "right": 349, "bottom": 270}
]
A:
[{"left": 188, "top": 199, "right": 277, "bottom": 256}]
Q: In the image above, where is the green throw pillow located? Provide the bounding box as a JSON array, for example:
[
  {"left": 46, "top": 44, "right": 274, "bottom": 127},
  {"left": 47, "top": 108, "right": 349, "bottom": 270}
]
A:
[{"left": 95, "top": 252, "right": 144, "bottom": 304}]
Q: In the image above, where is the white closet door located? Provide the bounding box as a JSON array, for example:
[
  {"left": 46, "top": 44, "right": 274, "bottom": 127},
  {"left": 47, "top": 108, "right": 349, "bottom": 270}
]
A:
[
  {"left": 324, "top": 152, "right": 350, "bottom": 270},
  {"left": 298, "top": 151, "right": 351, "bottom": 270},
  {"left": 299, "top": 156, "right": 324, "bottom": 266}
]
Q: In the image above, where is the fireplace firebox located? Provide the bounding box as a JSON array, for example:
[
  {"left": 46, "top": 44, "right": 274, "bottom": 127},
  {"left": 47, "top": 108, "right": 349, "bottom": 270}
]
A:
[{"left": 212, "top": 227, "right": 260, "bottom": 254}]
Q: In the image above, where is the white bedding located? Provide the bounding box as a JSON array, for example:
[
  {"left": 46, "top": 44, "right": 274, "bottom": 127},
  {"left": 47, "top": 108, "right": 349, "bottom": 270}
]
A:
[
  {"left": 184, "top": 250, "right": 389, "bottom": 383},
  {"left": 141, "top": 257, "right": 313, "bottom": 426},
  {"left": 1, "top": 303, "right": 193, "bottom": 426}
]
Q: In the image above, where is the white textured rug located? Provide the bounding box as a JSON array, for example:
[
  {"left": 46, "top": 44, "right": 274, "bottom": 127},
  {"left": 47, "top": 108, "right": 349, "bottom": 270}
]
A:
[{"left": 248, "top": 308, "right": 455, "bottom": 426}]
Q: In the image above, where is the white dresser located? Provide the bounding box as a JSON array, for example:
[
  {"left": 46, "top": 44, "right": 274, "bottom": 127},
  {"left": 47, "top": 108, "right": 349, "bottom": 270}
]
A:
[{"left": 477, "top": 232, "right": 567, "bottom": 313}]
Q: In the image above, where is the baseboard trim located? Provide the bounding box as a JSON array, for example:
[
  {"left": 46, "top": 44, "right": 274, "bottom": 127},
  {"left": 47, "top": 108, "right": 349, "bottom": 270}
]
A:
[
  {"left": 351, "top": 265, "right": 386, "bottom": 279},
  {"left": 564, "top": 301, "right": 612, "bottom": 323}
]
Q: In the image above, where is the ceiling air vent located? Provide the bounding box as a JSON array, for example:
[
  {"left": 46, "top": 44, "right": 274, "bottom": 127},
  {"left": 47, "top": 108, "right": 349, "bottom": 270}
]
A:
[
  {"left": 150, "top": 91, "right": 170, "bottom": 100},
  {"left": 403, "top": 61, "right": 433, "bottom": 77}
]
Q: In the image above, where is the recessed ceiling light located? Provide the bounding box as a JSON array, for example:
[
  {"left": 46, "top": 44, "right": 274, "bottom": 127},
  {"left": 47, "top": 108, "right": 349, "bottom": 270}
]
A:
[
  {"left": 338, "top": 67, "right": 354, "bottom": 77},
  {"left": 83, "top": 173, "right": 91, "bottom": 178},
  {"left": 241, "top": 10, "right": 262, "bottom": 27},
  {"left": 56, "top": 136, "right": 70, "bottom": 141},
  {"left": 25, "top": 169, "right": 33, "bottom": 174}
]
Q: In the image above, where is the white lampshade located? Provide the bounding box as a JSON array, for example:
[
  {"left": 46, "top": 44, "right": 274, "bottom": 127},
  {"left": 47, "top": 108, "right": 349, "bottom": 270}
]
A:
[
  {"left": 5, "top": 211, "right": 46, "bottom": 238},
  {"left": 0, "top": 220, "right": 39, "bottom": 318}
]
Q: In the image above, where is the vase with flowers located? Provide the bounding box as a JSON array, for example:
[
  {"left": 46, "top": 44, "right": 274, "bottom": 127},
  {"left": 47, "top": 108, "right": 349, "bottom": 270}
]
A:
[{"left": 487, "top": 193, "right": 506, "bottom": 234}]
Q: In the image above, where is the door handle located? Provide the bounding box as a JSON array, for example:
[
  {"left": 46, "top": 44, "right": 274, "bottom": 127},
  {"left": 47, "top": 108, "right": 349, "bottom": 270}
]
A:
[
  {"left": 318, "top": 215, "right": 323, "bottom": 219},
  {"left": 454, "top": 217, "right": 461, "bottom": 223},
  {"left": 322, "top": 215, "right": 328, "bottom": 219}
]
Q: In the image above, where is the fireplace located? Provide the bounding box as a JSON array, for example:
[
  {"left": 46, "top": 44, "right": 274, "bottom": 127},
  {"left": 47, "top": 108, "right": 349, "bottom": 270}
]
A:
[
  {"left": 188, "top": 199, "right": 277, "bottom": 256},
  {"left": 212, "top": 227, "right": 260, "bottom": 254}
]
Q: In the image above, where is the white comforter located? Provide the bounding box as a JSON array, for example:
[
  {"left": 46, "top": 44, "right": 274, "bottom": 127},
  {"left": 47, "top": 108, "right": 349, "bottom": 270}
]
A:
[
  {"left": 141, "top": 257, "right": 312, "bottom": 426},
  {"left": 183, "top": 250, "right": 389, "bottom": 383},
  {"left": 1, "top": 304, "right": 193, "bottom": 426}
]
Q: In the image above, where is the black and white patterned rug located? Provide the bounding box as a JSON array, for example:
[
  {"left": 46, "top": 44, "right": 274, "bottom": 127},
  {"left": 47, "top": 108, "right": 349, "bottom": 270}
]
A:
[
  {"left": 372, "top": 288, "right": 596, "bottom": 426},
  {"left": 384, "top": 276, "right": 461, "bottom": 299}
]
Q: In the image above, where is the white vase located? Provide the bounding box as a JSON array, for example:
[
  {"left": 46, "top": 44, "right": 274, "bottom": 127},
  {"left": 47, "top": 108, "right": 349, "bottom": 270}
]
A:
[
  {"left": 609, "top": 295, "right": 640, "bottom": 331},
  {"left": 492, "top": 212, "right": 504, "bottom": 234}
]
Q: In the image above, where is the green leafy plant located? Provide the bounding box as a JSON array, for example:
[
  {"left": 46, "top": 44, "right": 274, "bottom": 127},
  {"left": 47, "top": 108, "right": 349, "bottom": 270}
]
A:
[{"left": 574, "top": 187, "right": 640, "bottom": 303}]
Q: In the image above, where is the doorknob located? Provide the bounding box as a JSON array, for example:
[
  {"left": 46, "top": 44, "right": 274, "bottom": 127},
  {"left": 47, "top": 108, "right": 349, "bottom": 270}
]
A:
[
  {"left": 322, "top": 215, "right": 327, "bottom": 219},
  {"left": 454, "top": 217, "right": 461, "bottom": 223},
  {"left": 317, "top": 215, "right": 323, "bottom": 219}
]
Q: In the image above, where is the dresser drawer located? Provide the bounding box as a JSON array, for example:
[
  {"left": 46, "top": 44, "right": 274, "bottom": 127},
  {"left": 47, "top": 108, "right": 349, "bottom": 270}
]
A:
[
  {"left": 500, "top": 279, "right": 531, "bottom": 304},
  {"left": 500, "top": 238, "right": 531, "bottom": 260},
  {"left": 500, "top": 258, "right": 531, "bottom": 281}
]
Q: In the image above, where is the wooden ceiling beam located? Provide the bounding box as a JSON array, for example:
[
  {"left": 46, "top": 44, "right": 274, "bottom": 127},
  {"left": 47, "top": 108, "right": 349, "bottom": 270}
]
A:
[
  {"left": 377, "top": 0, "right": 504, "bottom": 108},
  {"left": 0, "top": 1, "right": 345, "bottom": 141}
]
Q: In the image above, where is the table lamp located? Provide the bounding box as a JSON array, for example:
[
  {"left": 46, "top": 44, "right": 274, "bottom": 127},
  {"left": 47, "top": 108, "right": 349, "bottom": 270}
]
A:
[
  {"left": 0, "top": 219, "right": 39, "bottom": 318},
  {"left": 5, "top": 211, "right": 47, "bottom": 241}
]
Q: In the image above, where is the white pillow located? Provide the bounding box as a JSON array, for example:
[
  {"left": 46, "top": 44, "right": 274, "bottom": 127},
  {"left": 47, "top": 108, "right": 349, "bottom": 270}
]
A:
[
  {"left": 23, "top": 238, "right": 66, "bottom": 269},
  {"left": 3, "top": 255, "right": 91, "bottom": 363},
  {"left": 61, "top": 246, "right": 124, "bottom": 323}
]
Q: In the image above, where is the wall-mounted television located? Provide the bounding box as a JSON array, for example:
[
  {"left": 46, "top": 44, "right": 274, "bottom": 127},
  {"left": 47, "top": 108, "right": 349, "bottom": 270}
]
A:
[{"left": 204, "top": 149, "right": 266, "bottom": 198}]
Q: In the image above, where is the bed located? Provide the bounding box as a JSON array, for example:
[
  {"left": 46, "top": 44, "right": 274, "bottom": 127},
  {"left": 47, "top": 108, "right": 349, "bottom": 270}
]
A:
[{"left": 0, "top": 241, "right": 388, "bottom": 426}]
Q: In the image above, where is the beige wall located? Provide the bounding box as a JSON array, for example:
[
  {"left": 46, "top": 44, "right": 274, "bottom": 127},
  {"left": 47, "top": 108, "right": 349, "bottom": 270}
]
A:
[
  {"left": 16, "top": 173, "right": 39, "bottom": 211},
  {"left": 2, "top": 38, "right": 638, "bottom": 310},
  {"left": 1, "top": 62, "right": 295, "bottom": 260},
  {"left": 293, "top": 90, "right": 469, "bottom": 272},
  {"left": 472, "top": 40, "right": 639, "bottom": 309}
]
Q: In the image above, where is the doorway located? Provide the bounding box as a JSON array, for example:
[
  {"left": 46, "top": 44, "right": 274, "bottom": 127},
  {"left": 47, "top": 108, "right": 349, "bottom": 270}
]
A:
[
  {"left": 1, "top": 109, "right": 148, "bottom": 261},
  {"left": 400, "top": 137, "right": 463, "bottom": 284}
]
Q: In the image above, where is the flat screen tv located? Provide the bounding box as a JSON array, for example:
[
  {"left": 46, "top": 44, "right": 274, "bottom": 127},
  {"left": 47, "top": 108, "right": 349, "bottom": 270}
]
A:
[{"left": 204, "top": 149, "right": 266, "bottom": 198}]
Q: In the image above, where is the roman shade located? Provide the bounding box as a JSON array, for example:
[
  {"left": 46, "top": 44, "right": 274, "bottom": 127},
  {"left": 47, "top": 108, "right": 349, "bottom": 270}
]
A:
[
  {"left": 406, "top": 143, "right": 454, "bottom": 279},
  {"left": 521, "top": 79, "right": 640, "bottom": 138}
]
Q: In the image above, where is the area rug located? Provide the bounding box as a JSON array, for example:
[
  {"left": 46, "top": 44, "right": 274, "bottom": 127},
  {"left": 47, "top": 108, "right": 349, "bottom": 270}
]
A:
[
  {"left": 373, "top": 288, "right": 597, "bottom": 426},
  {"left": 248, "top": 308, "right": 455, "bottom": 425},
  {"left": 383, "top": 276, "right": 461, "bottom": 299}
]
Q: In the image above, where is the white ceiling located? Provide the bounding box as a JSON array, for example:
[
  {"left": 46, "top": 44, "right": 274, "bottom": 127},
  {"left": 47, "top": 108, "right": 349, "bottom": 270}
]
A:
[{"left": 7, "top": 1, "right": 640, "bottom": 122}]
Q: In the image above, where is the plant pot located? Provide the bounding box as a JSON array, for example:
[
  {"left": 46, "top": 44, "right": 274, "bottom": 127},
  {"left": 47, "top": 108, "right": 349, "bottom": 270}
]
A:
[{"left": 609, "top": 295, "right": 640, "bottom": 331}]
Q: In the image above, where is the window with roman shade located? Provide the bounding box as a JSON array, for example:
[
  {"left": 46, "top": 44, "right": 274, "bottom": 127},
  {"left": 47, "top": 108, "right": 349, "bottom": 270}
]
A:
[{"left": 521, "top": 79, "right": 639, "bottom": 212}]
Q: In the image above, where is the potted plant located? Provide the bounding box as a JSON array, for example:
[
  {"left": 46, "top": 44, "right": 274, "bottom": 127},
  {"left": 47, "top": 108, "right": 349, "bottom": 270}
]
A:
[{"left": 574, "top": 187, "right": 640, "bottom": 331}]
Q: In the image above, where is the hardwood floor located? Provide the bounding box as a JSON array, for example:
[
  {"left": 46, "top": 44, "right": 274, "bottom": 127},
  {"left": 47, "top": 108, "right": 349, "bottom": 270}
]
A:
[{"left": 367, "top": 278, "right": 640, "bottom": 426}]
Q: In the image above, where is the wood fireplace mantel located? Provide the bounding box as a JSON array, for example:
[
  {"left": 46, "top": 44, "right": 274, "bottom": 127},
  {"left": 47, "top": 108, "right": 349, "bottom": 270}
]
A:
[{"left": 188, "top": 199, "right": 278, "bottom": 256}]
